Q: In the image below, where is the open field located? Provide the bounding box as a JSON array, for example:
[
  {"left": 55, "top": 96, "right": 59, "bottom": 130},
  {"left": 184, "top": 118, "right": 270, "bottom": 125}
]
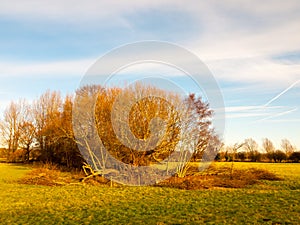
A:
[{"left": 0, "top": 162, "right": 300, "bottom": 224}]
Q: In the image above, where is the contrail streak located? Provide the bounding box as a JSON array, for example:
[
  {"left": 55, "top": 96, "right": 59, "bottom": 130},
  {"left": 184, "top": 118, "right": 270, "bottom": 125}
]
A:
[
  {"left": 264, "top": 79, "right": 300, "bottom": 107},
  {"left": 250, "top": 79, "right": 300, "bottom": 124},
  {"left": 255, "top": 107, "right": 298, "bottom": 123}
]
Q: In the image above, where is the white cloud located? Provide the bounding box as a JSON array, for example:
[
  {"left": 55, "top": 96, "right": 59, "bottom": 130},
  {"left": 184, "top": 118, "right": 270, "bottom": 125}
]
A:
[
  {"left": 196, "top": 18, "right": 300, "bottom": 60},
  {"left": 206, "top": 57, "right": 300, "bottom": 86},
  {"left": 1, "top": 0, "right": 299, "bottom": 88},
  {"left": 0, "top": 58, "right": 94, "bottom": 77},
  {"left": 264, "top": 119, "right": 300, "bottom": 123},
  {"left": 225, "top": 104, "right": 299, "bottom": 122},
  {"left": 225, "top": 105, "right": 272, "bottom": 119},
  {"left": 0, "top": 0, "right": 184, "bottom": 26},
  {"left": 186, "top": 17, "right": 300, "bottom": 87},
  {"left": 226, "top": 112, "right": 269, "bottom": 119},
  {"left": 255, "top": 107, "right": 298, "bottom": 122},
  {"left": 226, "top": 105, "right": 282, "bottom": 113},
  {"left": 182, "top": 1, "right": 300, "bottom": 87}
]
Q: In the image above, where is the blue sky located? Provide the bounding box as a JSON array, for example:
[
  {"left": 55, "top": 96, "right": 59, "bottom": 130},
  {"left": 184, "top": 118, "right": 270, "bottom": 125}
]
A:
[{"left": 0, "top": 0, "right": 300, "bottom": 149}]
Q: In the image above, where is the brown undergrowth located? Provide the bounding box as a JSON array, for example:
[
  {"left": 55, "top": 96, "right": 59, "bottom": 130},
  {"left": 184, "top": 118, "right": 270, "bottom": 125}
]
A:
[
  {"left": 18, "top": 163, "right": 82, "bottom": 186},
  {"left": 18, "top": 163, "right": 282, "bottom": 189},
  {"left": 156, "top": 165, "right": 283, "bottom": 190}
]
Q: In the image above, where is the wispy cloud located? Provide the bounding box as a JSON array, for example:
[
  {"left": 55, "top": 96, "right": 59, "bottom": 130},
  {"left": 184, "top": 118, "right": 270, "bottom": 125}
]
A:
[
  {"left": 206, "top": 57, "right": 300, "bottom": 86},
  {"left": 263, "top": 119, "right": 300, "bottom": 123},
  {"left": 0, "top": 58, "right": 93, "bottom": 77},
  {"left": 225, "top": 105, "right": 279, "bottom": 119},
  {"left": 226, "top": 112, "right": 269, "bottom": 119},
  {"left": 226, "top": 105, "right": 286, "bottom": 112},
  {"left": 0, "top": 0, "right": 190, "bottom": 26},
  {"left": 255, "top": 107, "right": 298, "bottom": 122},
  {"left": 0, "top": 0, "right": 299, "bottom": 88},
  {"left": 226, "top": 81, "right": 300, "bottom": 122}
]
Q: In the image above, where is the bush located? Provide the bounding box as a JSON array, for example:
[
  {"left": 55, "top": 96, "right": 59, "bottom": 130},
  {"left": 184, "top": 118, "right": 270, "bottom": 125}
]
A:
[
  {"left": 7, "top": 149, "right": 26, "bottom": 162},
  {"left": 237, "top": 151, "right": 247, "bottom": 161},
  {"left": 289, "top": 152, "right": 300, "bottom": 163},
  {"left": 273, "top": 150, "right": 287, "bottom": 162}
]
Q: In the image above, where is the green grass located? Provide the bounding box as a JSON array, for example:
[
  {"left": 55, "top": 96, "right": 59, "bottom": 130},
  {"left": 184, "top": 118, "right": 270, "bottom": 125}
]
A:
[{"left": 1, "top": 162, "right": 300, "bottom": 224}]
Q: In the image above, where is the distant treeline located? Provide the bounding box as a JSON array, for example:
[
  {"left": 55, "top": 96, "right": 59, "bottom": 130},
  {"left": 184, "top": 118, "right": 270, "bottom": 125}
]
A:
[{"left": 216, "top": 138, "right": 300, "bottom": 163}]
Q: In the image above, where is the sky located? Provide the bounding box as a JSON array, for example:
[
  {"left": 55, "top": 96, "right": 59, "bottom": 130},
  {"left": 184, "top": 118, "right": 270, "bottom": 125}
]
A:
[{"left": 0, "top": 0, "right": 300, "bottom": 149}]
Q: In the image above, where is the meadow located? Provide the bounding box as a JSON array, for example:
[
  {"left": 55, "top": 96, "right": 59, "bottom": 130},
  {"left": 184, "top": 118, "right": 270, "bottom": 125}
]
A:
[{"left": 0, "top": 162, "right": 300, "bottom": 224}]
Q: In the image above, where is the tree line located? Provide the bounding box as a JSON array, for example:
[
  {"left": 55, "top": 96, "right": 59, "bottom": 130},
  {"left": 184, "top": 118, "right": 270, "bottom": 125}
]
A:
[
  {"left": 1, "top": 84, "right": 299, "bottom": 173},
  {"left": 0, "top": 84, "right": 218, "bottom": 173},
  {"left": 216, "top": 138, "right": 300, "bottom": 163},
  {"left": 0, "top": 90, "right": 83, "bottom": 167}
]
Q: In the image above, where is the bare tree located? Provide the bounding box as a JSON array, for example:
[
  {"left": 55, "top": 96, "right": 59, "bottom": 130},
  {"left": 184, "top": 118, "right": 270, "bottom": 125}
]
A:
[
  {"left": 232, "top": 142, "right": 245, "bottom": 161},
  {"left": 175, "top": 93, "right": 219, "bottom": 177},
  {"left": 262, "top": 138, "right": 275, "bottom": 162},
  {"left": 244, "top": 138, "right": 260, "bottom": 162},
  {"left": 32, "top": 90, "right": 62, "bottom": 162},
  {"left": 0, "top": 100, "right": 27, "bottom": 161},
  {"left": 18, "top": 103, "right": 35, "bottom": 162},
  {"left": 281, "top": 139, "right": 295, "bottom": 159},
  {"left": 73, "top": 85, "right": 106, "bottom": 171}
]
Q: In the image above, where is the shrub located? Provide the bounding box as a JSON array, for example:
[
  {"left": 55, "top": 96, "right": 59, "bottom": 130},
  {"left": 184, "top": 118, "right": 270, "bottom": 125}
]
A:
[
  {"left": 273, "top": 150, "right": 287, "bottom": 162},
  {"left": 289, "top": 152, "right": 300, "bottom": 163}
]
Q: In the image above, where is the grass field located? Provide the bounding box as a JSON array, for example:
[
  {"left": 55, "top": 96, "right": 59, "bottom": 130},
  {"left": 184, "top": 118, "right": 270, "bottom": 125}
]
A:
[{"left": 0, "top": 162, "right": 300, "bottom": 224}]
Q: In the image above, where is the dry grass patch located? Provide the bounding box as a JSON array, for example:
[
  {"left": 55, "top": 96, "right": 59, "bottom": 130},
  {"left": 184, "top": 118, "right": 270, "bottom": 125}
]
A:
[
  {"left": 156, "top": 165, "right": 282, "bottom": 190},
  {"left": 17, "top": 163, "right": 120, "bottom": 187},
  {"left": 17, "top": 163, "right": 282, "bottom": 189},
  {"left": 18, "top": 164, "right": 81, "bottom": 186}
]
